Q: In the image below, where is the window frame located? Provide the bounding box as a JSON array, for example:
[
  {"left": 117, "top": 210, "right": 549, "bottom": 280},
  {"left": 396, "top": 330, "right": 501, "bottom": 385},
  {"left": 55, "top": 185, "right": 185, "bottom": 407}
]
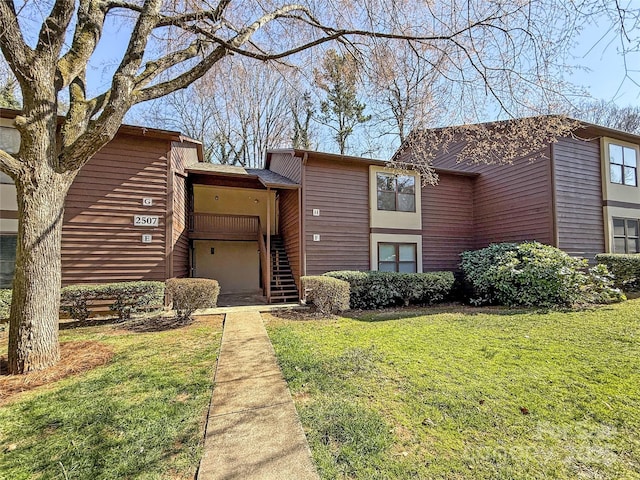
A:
[
  {"left": 608, "top": 142, "right": 638, "bottom": 187},
  {"left": 376, "top": 172, "right": 416, "bottom": 212},
  {"left": 612, "top": 217, "right": 640, "bottom": 254},
  {"left": 377, "top": 242, "right": 417, "bottom": 273}
]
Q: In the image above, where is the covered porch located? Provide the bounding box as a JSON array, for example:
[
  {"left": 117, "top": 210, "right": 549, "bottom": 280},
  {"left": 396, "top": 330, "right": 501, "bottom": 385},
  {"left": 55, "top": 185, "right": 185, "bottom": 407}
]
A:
[{"left": 186, "top": 163, "right": 300, "bottom": 303}]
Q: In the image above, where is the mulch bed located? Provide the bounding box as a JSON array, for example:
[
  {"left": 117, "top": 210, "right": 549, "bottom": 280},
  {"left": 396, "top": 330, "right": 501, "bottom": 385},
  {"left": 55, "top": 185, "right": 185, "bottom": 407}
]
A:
[{"left": 0, "top": 340, "right": 114, "bottom": 405}]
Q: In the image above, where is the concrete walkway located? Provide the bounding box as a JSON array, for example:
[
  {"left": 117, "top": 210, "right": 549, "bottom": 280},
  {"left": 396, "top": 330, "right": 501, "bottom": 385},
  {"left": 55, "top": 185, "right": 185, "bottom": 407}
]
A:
[{"left": 197, "top": 311, "right": 319, "bottom": 480}]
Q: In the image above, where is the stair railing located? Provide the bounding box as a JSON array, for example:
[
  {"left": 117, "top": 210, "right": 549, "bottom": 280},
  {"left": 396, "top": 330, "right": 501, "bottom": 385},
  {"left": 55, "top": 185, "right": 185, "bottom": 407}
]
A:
[{"left": 257, "top": 218, "right": 271, "bottom": 302}]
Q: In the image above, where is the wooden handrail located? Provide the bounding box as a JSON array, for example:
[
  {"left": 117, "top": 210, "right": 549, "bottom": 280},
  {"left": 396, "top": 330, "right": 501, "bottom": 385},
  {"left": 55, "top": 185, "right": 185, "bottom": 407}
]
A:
[
  {"left": 189, "top": 213, "right": 260, "bottom": 235},
  {"left": 257, "top": 218, "right": 271, "bottom": 302}
]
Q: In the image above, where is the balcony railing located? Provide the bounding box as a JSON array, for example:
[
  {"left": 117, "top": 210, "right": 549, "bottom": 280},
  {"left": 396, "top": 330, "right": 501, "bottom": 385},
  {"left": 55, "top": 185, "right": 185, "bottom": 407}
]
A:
[{"left": 189, "top": 213, "right": 260, "bottom": 238}]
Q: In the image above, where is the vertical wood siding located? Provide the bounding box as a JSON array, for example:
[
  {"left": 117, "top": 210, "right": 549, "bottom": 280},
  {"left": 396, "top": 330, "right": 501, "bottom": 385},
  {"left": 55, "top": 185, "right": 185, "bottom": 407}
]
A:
[
  {"left": 421, "top": 174, "right": 475, "bottom": 270},
  {"left": 553, "top": 136, "right": 605, "bottom": 259},
  {"left": 62, "top": 135, "right": 169, "bottom": 284},
  {"left": 412, "top": 142, "right": 554, "bottom": 249},
  {"left": 304, "top": 158, "right": 370, "bottom": 274},
  {"left": 278, "top": 189, "right": 300, "bottom": 289},
  {"left": 269, "top": 152, "right": 302, "bottom": 183},
  {"left": 171, "top": 142, "right": 198, "bottom": 277}
]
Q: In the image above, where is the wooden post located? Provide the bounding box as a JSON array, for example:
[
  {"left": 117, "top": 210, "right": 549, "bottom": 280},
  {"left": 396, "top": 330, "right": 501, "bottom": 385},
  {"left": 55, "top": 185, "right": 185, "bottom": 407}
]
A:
[{"left": 266, "top": 187, "right": 271, "bottom": 303}]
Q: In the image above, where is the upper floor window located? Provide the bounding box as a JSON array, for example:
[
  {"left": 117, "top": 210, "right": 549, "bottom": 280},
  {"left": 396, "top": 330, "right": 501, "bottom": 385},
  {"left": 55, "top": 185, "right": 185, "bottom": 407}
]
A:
[
  {"left": 376, "top": 173, "right": 415, "bottom": 212},
  {"left": 613, "top": 218, "right": 639, "bottom": 254},
  {"left": 609, "top": 143, "right": 637, "bottom": 186}
]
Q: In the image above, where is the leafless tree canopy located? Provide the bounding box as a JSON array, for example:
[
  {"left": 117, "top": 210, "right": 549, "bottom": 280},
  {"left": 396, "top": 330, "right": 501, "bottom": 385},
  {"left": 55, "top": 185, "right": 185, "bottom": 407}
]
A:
[{"left": 568, "top": 99, "right": 640, "bottom": 135}]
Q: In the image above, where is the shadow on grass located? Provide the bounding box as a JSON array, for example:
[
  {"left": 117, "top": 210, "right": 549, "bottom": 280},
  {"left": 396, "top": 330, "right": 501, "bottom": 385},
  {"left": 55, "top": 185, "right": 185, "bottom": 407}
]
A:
[
  {"left": 119, "top": 315, "right": 194, "bottom": 333},
  {"left": 59, "top": 314, "right": 195, "bottom": 332},
  {"left": 341, "top": 303, "right": 583, "bottom": 323}
]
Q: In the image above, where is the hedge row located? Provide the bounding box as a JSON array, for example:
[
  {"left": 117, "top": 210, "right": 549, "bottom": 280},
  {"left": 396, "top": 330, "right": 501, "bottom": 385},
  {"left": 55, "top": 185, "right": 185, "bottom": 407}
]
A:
[
  {"left": 302, "top": 276, "right": 350, "bottom": 314},
  {"left": 60, "top": 281, "right": 165, "bottom": 322},
  {"left": 323, "top": 271, "right": 455, "bottom": 310},
  {"left": 595, "top": 254, "right": 640, "bottom": 290},
  {"left": 2, "top": 278, "right": 221, "bottom": 323}
]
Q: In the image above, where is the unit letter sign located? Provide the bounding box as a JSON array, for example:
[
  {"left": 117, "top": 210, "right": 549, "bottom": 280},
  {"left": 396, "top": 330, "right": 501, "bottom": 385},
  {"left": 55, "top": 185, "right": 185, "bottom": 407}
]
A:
[{"left": 134, "top": 215, "right": 159, "bottom": 227}]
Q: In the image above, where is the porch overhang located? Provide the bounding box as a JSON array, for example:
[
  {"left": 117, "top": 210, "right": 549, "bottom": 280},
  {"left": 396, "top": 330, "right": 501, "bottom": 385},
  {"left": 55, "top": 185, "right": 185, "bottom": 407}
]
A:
[{"left": 185, "top": 163, "right": 300, "bottom": 190}]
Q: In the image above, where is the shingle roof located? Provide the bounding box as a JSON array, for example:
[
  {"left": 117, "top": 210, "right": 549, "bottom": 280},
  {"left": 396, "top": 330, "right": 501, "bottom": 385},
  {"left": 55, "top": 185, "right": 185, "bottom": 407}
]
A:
[
  {"left": 247, "top": 169, "right": 299, "bottom": 188},
  {"left": 184, "top": 162, "right": 299, "bottom": 189}
]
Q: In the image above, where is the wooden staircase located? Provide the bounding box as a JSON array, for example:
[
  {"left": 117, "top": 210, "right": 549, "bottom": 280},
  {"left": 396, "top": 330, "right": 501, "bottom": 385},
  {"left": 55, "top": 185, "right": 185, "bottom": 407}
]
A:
[{"left": 269, "top": 235, "right": 299, "bottom": 303}]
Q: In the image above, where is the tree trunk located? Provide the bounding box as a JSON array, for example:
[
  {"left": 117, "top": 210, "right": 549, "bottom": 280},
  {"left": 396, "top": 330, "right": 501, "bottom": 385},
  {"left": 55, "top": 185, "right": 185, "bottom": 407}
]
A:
[{"left": 7, "top": 167, "right": 75, "bottom": 374}]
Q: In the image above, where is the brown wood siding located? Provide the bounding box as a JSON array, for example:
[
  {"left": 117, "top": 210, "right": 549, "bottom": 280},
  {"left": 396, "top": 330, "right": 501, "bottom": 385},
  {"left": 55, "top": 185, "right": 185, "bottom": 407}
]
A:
[
  {"left": 414, "top": 142, "right": 554, "bottom": 249},
  {"left": 279, "top": 189, "right": 300, "bottom": 290},
  {"left": 62, "top": 134, "right": 169, "bottom": 284},
  {"left": 171, "top": 142, "right": 198, "bottom": 278},
  {"left": 553, "top": 136, "right": 605, "bottom": 259},
  {"left": 269, "top": 152, "right": 302, "bottom": 183},
  {"left": 421, "top": 174, "right": 474, "bottom": 270},
  {"left": 304, "top": 158, "right": 370, "bottom": 274}
]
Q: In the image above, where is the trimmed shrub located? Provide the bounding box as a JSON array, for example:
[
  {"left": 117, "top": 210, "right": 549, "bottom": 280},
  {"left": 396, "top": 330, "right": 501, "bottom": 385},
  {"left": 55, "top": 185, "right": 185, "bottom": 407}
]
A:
[
  {"left": 323, "top": 271, "right": 454, "bottom": 310},
  {"left": 596, "top": 253, "right": 640, "bottom": 290},
  {"left": 60, "top": 281, "right": 165, "bottom": 321},
  {"left": 0, "top": 289, "right": 11, "bottom": 322},
  {"left": 302, "top": 276, "right": 350, "bottom": 314},
  {"left": 104, "top": 282, "right": 165, "bottom": 320},
  {"left": 461, "top": 242, "right": 625, "bottom": 308},
  {"left": 166, "top": 278, "right": 220, "bottom": 320}
]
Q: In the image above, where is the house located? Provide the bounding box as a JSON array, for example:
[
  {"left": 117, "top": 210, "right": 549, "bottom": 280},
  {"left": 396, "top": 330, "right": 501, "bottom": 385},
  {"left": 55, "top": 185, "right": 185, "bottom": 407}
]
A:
[
  {"left": 0, "top": 108, "right": 202, "bottom": 290},
  {"left": 1, "top": 110, "right": 639, "bottom": 303},
  {"left": 394, "top": 119, "right": 640, "bottom": 261}
]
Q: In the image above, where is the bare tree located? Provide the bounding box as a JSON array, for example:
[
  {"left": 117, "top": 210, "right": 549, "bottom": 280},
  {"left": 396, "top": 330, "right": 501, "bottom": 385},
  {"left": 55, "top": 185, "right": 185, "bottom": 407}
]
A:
[
  {"left": 148, "top": 59, "right": 296, "bottom": 166},
  {"left": 0, "top": 0, "right": 624, "bottom": 373},
  {"left": 569, "top": 99, "right": 640, "bottom": 134},
  {"left": 366, "top": 43, "right": 449, "bottom": 145},
  {"left": 291, "top": 91, "right": 315, "bottom": 150}
]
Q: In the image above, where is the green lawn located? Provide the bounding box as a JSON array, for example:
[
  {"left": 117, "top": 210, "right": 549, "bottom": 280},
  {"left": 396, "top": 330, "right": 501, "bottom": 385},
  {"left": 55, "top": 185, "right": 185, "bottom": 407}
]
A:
[
  {"left": 266, "top": 301, "right": 640, "bottom": 479},
  {"left": 0, "top": 316, "right": 222, "bottom": 480}
]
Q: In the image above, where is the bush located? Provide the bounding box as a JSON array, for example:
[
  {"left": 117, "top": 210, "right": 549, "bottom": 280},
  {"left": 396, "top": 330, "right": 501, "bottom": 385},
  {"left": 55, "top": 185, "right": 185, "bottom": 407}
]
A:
[
  {"left": 166, "top": 278, "right": 220, "bottom": 320},
  {"left": 323, "top": 271, "right": 454, "bottom": 310},
  {"left": 0, "top": 289, "right": 11, "bottom": 322},
  {"left": 461, "top": 242, "right": 625, "bottom": 308},
  {"left": 60, "top": 281, "right": 165, "bottom": 321},
  {"left": 596, "top": 253, "right": 640, "bottom": 290},
  {"left": 302, "top": 276, "right": 350, "bottom": 314}
]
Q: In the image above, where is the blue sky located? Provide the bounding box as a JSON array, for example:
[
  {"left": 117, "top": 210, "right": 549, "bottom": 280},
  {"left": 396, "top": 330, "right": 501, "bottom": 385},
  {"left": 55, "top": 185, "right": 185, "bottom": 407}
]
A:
[{"left": 567, "top": 18, "right": 639, "bottom": 106}]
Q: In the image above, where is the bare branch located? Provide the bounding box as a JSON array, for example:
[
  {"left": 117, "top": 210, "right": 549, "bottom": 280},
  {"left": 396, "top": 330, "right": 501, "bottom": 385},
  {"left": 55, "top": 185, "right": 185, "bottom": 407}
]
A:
[
  {"left": 57, "top": 0, "right": 110, "bottom": 89},
  {"left": 0, "top": 0, "right": 34, "bottom": 81},
  {"left": 0, "top": 149, "right": 21, "bottom": 177},
  {"left": 35, "top": 0, "right": 75, "bottom": 59}
]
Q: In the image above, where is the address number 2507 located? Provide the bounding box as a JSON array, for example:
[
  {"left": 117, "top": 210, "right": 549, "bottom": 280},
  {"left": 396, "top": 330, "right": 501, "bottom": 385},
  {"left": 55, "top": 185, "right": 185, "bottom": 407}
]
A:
[{"left": 134, "top": 215, "right": 159, "bottom": 227}]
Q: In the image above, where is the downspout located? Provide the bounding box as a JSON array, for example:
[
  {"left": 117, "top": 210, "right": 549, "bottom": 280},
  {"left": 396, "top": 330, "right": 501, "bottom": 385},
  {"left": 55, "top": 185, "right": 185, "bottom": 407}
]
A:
[{"left": 301, "top": 153, "right": 308, "bottom": 279}]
